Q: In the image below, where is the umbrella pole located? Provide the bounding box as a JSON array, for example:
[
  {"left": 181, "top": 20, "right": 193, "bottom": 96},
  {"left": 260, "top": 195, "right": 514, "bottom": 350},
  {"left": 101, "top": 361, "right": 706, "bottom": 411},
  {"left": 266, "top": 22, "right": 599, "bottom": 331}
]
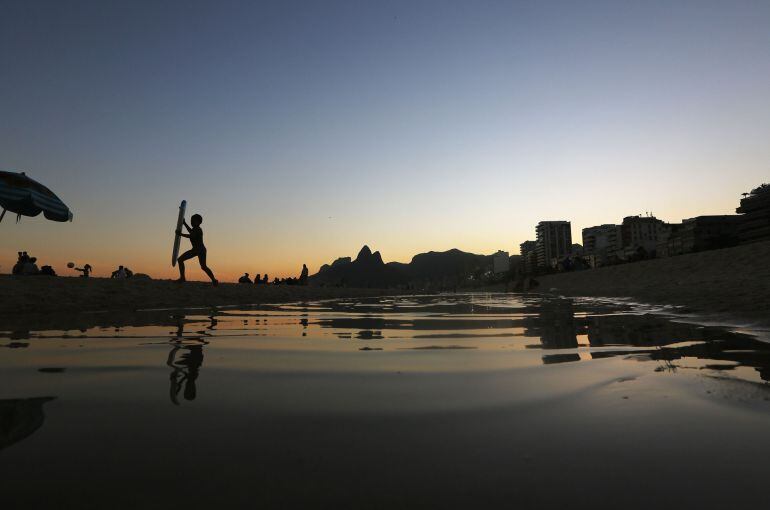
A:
[{"left": 0, "top": 208, "right": 5, "bottom": 222}]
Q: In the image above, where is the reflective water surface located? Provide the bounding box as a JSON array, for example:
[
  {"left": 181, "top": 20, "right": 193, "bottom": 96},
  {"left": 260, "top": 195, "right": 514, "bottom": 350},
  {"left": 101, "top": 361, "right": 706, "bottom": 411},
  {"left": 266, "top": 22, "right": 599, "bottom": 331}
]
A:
[{"left": 1, "top": 294, "right": 769, "bottom": 509}]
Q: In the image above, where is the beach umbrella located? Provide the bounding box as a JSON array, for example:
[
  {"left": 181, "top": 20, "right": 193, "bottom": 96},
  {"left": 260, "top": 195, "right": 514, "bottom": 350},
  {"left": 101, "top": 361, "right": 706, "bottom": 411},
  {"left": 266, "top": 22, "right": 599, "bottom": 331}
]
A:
[{"left": 0, "top": 171, "right": 73, "bottom": 223}]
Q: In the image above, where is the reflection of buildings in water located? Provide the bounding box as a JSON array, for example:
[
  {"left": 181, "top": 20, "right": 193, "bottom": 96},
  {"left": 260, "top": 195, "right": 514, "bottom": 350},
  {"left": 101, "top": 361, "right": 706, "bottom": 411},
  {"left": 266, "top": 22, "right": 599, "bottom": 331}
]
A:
[
  {"left": 0, "top": 397, "right": 55, "bottom": 451},
  {"left": 356, "top": 330, "right": 383, "bottom": 340},
  {"left": 524, "top": 300, "right": 578, "bottom": 349},
  {"left": 585, "top": 315, "right": 708, "bottom": 347},
  {"left": 542, "top": 353, "right": 581, "bottom": 364},
  {"left": 531, "top": 301, "right": 770, "bottom": 380},
  {"left": 317, "top": 317, "right": 520, "bottom": 332},
  {"left": 644, "top": 341, "right": 770, "bottom": 383},
  {"left": 587, "top": 320, "right": 770, "bottom": 383},
  {"left": 1, "top": 342, "right": 29, "bottom": 349}
]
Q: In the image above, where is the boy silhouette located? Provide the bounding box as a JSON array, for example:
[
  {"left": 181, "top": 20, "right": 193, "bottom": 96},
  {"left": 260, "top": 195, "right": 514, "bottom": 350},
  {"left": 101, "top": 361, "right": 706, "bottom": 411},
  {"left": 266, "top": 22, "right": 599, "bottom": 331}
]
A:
[{"left": 176, "top": 213, "right": 218, "bottom": 285}]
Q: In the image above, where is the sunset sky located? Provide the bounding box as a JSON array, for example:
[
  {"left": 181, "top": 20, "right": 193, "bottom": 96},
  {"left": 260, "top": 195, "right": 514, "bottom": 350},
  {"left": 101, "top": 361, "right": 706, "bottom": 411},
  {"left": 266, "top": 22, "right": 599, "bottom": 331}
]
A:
[{"left": 2, "top": 0, "right": 769, "bottom": 281}]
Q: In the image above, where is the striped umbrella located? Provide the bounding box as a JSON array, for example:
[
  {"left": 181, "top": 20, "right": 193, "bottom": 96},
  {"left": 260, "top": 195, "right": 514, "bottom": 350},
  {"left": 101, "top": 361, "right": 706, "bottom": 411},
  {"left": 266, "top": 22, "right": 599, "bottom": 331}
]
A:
[{"left": 0, "top": 171, "right": 73, "bottom": 223}]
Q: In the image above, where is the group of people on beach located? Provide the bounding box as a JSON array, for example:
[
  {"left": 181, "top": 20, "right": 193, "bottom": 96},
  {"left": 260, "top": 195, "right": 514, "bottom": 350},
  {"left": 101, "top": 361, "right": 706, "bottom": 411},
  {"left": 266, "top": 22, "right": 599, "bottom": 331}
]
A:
[
  {"left": 10, "top": 213, "right": 306, "bottom": 285},
  {"left": 10, "top": 252, "right": 138, "bottom": 281},
  {"left": 110, "top": 265, "right": 134, "bottom": 279},
  {"left": 239, "top": 273, "right": 268, "bottom": 284},
  {"left": 12, "top": 251, "right": 55, "bottom": 276},
  {"left": 238, "top": 264, "right": 309, "bottom": 286}
]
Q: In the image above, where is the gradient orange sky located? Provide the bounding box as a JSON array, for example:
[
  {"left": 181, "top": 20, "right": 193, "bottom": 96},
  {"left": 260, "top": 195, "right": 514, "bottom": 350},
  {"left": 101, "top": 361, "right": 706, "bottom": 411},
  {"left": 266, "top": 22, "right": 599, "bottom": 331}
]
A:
[{"left": 1, "top": 1, "right": 769, "bottom": 281}]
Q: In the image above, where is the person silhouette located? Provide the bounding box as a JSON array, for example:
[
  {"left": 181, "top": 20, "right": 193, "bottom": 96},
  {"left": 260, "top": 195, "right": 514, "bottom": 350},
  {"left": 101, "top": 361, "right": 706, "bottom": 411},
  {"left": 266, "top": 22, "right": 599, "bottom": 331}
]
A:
[
  {"left": 254, "top": 273, "right": 261, "bottom": 285},
  {"left": 238, "top": 273, "right": 252, "bottom": 284},
  {"left": 176, "top": 213, "right": 218, "bottom": 285},
  {"left": 12, "top": 252, "right": 24, "bottom": 275},
  {"left": 22, "top": 257, "right": 40, "bottom": 275},
  {"left": 75, "top": 264, "right": 92, "bottom": 277},
  {"left": 111, "top": 265, "right": 127, "bottom": 279},
  {"left": 299, "top": 264, "right": 309, "bottom": 285}
]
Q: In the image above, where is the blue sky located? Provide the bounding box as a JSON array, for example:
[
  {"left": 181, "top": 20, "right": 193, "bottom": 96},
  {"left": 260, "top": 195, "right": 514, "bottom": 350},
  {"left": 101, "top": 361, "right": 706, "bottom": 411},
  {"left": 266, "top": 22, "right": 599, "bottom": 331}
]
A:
[{"left": 1, "top": 0, "right": 768, "bottom": 279}]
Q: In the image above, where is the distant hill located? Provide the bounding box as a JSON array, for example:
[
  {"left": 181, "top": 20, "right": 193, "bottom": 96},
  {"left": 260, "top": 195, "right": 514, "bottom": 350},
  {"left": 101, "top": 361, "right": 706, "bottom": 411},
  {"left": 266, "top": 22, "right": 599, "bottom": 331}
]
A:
[
  {"left": 317, "top": 257, "right": 352, "bottom": 274},
  {"left": 406, "top": 249, "right": 490, "bottom": 284},
  {"left": 309, "top": 246, "right": 504, "bottom": 288},
  {"left": 309, "top": 246, "right": 408, "bottom": 288}
]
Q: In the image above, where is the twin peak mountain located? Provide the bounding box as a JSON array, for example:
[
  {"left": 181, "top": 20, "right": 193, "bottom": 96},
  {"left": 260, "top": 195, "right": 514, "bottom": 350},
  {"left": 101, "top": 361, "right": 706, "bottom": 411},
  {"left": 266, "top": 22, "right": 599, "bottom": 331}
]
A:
[{"left": 311, "top": 245, "right": 501, "bottom": 288}]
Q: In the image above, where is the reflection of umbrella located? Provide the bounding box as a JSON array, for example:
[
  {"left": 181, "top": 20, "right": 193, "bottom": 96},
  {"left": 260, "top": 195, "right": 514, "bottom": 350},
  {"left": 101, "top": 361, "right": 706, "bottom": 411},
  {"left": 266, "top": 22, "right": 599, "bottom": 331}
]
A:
[
  {"left": 0, "top": 397, "right": 55, "bottom": 451},
  {"left": 0, "top": 171, "right": 73, "bottom": 223}
]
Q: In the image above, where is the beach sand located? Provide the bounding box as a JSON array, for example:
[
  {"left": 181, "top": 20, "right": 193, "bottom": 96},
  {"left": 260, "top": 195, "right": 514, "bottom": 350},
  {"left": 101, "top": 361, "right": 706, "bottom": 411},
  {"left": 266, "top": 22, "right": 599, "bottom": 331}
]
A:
[
  {"left": 0, "top": 275, "right": 403, "bottom": 317},
  {"left": 3, "top": 240, "right": 769, "bottom": 329},
  {"left": 536, "top": 240, "right": 770, "bottom": 327}
]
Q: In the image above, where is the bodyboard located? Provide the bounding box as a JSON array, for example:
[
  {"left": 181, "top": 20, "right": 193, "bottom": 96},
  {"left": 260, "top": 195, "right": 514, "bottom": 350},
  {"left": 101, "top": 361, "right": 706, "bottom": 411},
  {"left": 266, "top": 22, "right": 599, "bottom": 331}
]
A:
[{"left": 171, "top": 200, "right": 187, "bottom": 267}]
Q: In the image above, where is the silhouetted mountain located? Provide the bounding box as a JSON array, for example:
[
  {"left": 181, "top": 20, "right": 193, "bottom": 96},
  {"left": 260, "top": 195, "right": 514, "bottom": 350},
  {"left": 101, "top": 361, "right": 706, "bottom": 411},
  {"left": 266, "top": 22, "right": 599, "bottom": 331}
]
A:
[
  {"left": 355, "top": 245, "right": 385, "bottom": 265},
  {"left": 309, "top": 246, "right": 499, "bottom": 288},
  {"left": 318, "top": 257, "right": 352, "bottom": 274},
  {"left": 310, "top": 246, "right": 408, "bottom": 288},
  {"left": 407, "top": 249, "right": 490, "bottom": 283}
]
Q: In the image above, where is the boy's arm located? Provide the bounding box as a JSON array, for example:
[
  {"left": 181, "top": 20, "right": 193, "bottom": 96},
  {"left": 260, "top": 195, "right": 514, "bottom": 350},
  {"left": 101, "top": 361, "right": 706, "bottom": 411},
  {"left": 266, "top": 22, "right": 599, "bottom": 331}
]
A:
[{"left": 176, "top": 220, "right": 191, "bottom": 237}]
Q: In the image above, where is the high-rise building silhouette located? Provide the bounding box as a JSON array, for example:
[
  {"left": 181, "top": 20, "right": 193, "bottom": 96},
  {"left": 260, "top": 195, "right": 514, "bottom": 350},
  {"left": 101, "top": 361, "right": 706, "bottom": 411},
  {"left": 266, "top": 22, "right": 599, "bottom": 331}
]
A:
[{"left": 535, "top": 221, "right": 572, "bottom": 268}]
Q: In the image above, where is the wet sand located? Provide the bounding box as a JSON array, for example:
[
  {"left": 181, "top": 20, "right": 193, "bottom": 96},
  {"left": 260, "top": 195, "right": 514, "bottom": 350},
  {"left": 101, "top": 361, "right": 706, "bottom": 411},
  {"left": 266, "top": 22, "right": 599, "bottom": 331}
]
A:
[
  {"left": 1, "top": 295, "right": 769, "bottom": 509},
  {"left": 0, "top": 274, "right": 404, "bottom": 316},
  {"left": 537, "top": 240, "right": 770, "bottom": 327}
]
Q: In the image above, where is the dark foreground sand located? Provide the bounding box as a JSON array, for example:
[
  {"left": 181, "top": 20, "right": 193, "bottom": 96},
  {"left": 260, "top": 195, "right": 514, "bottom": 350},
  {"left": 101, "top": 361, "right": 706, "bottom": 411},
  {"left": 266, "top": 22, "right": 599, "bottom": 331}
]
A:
[
  {"left": 2, "top": 295, "right": 770, "bottom": 509},
  {"left": 0, "top": 275, "right": 402, "bottom": 316},
  {"left": 537, "top": 240, "right": 770, "bottom": 327}
]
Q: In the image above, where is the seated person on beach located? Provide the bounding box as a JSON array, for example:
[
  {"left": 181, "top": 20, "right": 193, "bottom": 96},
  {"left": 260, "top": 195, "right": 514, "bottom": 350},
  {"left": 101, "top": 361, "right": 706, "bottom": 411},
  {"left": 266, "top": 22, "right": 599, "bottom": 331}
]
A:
[
  {"left": 238, "top": 273, "right": 252, "bottom": 284},
  {"left": 111, "top": 265, "right": 127, "bottom": 279},
  {"left": 22, "top": 257, "right": 40, "bottom": 275},
  {"left": 253, "top": 273, "right": 261, "bottom": 284},
  {"left": 12, "top": 252, "right": 23, "bottom": 275},
  {"left": 40, "top": 265, "right": 57, "bottom": 276},
  {"left": 13, "top": 251, "right": 31, "bottom": 275},
  {"left": 262, "top": 274, "right": 268, "bottom": 284},
  {"left": 125, "top": 267, "right": 133, "bottom": 278},
  {"left": 75, "top": 264, "right": 92, "bottom": 277},
  {"left": 175, "top": 214, "right": 218, "bottom": 286}
]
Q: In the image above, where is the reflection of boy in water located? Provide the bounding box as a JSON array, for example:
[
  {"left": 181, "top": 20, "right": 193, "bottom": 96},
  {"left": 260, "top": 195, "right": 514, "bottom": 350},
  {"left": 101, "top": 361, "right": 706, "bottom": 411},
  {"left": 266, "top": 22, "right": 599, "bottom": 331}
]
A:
[
  {"left": 167, "top": 345, "right": 204, "bottom": 405},
  {"left": 176, "top": 214, "right": 218, "bottom": 285}
]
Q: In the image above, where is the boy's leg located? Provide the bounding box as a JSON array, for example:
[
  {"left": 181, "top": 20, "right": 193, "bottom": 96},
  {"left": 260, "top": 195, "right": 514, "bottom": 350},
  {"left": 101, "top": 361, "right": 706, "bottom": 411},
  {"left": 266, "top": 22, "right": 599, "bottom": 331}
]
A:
[
  {"left": 198, "top": 251, "right": 218, "bottom": 284},
  {"left": 176, "top": 250, "right": 196, "bottom": 281}
]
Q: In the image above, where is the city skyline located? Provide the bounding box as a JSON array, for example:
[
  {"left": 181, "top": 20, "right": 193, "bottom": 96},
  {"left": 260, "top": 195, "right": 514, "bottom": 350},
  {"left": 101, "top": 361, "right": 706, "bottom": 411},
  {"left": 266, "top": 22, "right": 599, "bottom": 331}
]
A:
[
  {"left": 2, "top": 0, "right": 769, "bottom": 280},
  {"left": 1, "top": 177, "right": 758, "bottom": 280}
]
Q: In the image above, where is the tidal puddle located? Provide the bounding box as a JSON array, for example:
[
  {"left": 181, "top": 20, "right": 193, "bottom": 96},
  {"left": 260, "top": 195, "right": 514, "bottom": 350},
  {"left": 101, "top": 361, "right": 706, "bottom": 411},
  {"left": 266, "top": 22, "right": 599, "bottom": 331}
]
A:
[{"left": 1, "top": 294, "right": 769, "bottom": 508}]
